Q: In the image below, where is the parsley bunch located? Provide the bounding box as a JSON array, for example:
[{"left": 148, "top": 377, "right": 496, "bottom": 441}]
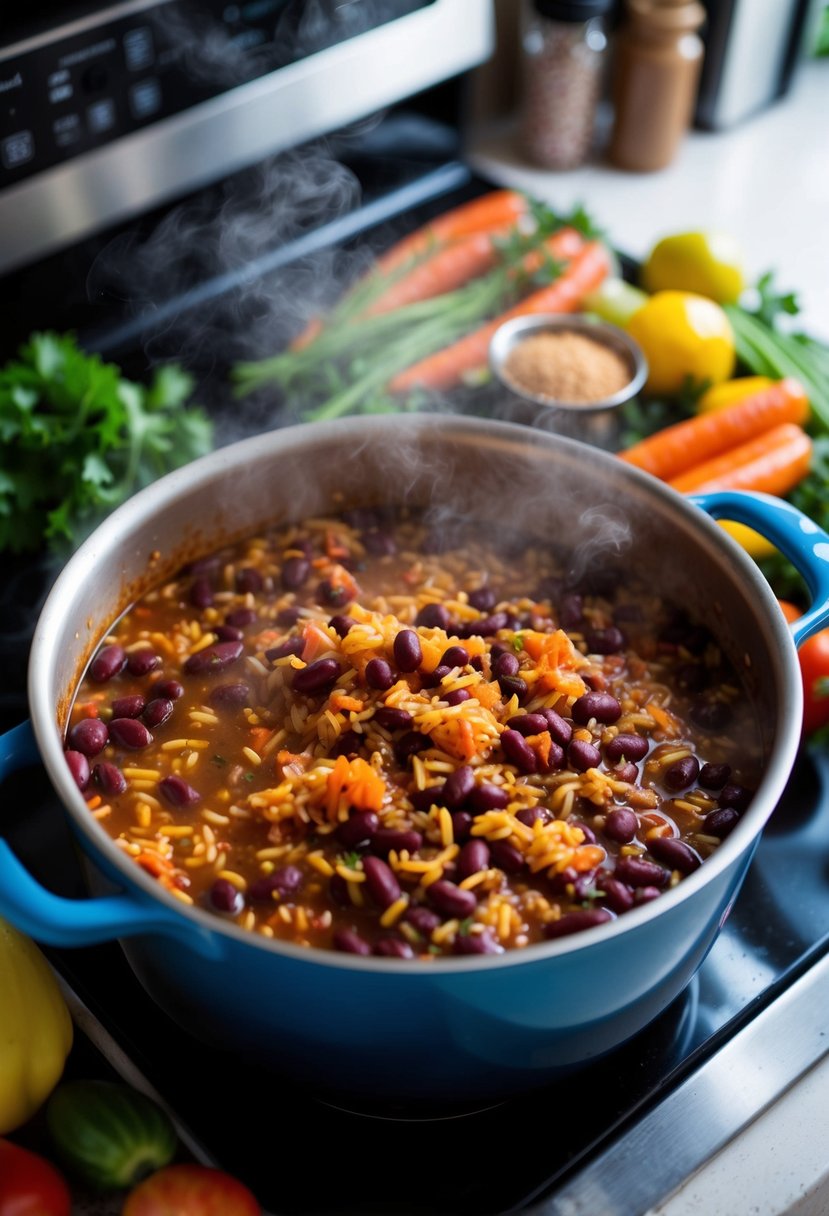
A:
[{"left": 0, "top": 333, "right": 213, "bottom": 554}]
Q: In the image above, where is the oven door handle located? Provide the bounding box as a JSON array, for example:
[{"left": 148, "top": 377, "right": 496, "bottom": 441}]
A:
[{"left": 0, "top": 720, "right": 220, "bottom": 957}]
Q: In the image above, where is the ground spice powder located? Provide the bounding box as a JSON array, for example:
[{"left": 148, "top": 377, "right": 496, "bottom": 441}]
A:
[{"left": 502, "top": 330, "right": 632, "bottom": 404}]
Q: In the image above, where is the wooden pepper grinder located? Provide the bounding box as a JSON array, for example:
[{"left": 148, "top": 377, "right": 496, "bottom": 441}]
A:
[{"left": 607, "top": 0, "right": 705, "bottom": 172}]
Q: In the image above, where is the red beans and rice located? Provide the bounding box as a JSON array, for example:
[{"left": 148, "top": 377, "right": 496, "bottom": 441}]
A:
[{"left": 64, "top": 507, "right": 761, "bottom": 959}]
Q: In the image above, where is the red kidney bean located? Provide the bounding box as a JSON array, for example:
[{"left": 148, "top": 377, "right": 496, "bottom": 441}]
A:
[
  {"left": 703, "top": 807, "right": 740, "bottom": 838},
  {"left": 455, "top": 929, "right": 503, "bottom": 955},
  {"left": 472, "top": 611, "right": 508, "bottom": 637},
  {"left": 405, "top": 905, "right": 441, "bottom": 938},
  {"left": 458, "top": 839, "right": 490, "bottom": 880},
  {"left": 538, "top": 741, "right": 565, "bottom": 773},
  {"left": 469, "top": 782, "right": 508, "bottom": 813},
  {"left": 393, "top": 629, "right": 422, "bottom": 673},
  {"left": 634, "top": 886, "right": 663, "bottom": 906},
  {"left": 599, "top": 876, "right": 635, "bottom": 914},
  {"left": 292, "top": 658, "right": 341, "bottom": 694},
  {"left": 65, "top": 750, "right": 90, "bottom": 790},
  {"left": 450, "top": 811, "right": 473, "bottom": 842},
  {"left": 691, "top": 700, "right": 732, "bottom": 731},
  {"left": 442, "top": 645, "right": 470, "bottom": 668},
  {"left": 442, "top": 764, "right": 476, "bottom": 808},
  {"left": 209, "top": 878, "right": 244, "bottom": 915},
  {"left": 154, "top": 679, "right": 184, "bottom": 701},
  {"left": 544, "top": 907, "right": 614, "bottom": 939},
  {"left": 718, "top": 782, "right": 753, "bottom": 812},
  {"left": 277, "top": 605, "right": 301, "bottom": 627},
  {"left": 539, "top": 708, "right": 573, "bottom": 748},
  {"left": 570, "top": 819, "right": 597, "bottom": 844},
  {"left": 111, "top": 694, "right": 146, "bottom": 719},
  {"left": 445, "top": 688, "right": 472, "bottom": 706},
  {"left": 613, "top": 762, "right": 640, "bottom": 784},
  {"left": 410, "top": 784, "right": 445, "bottom": 812},
  {"left": 363, "top": 530, "right": 397, "bottom": 557},
  {"left": 371, "top": 828, "right": 423, "bottom": 856},
  {"left": 190, "top": 577, "right": 214, "bottom": 609},
  {"left": 89, "top": 644, "right": 126, "bottom": 683},
  {"left": 585, "top": 626, "right": 625, "bottom": 654},
  {"left": 501, "top": 729, "right": 537, "bottom": 773},
  {"left": 394, "top": 731, "right": 429, "bottom": 763},
  {"left": 468, "top": 586, "right": 496, "bottom": 612},
  {"left": 208, "top": 682, "right": 250, "bottom": 707},
  {"left": 568, "top": 739, "right": 601, "bottom": 772},
  {"left": 93, "top": 761, "right": 127, "bottom": 796},
  {"left": 328, "top": 614, "right": 356, "bottom": 638},
  {"left": 427, "top": 880, "right": 477, "bottom": 919},
  {"left": 649, "top": 835, "right": 702, "bottom": 875},
  {"left": 507, "top": 712, "right": 548, "bottom": 736},
  {"left": 558, "top": 593, "right": 583, "bottom": 628},
  {"left": 318, "top": 578, "right": 349, "bottom": 606},
  {"left": 127, "top": 649, "right": 161, "bottom": 677},
  {"left": 108, "top": 718, "right": 153, "bottom": 750},
  {"left": 213, "top": 625, "right": 243, "bottom": 643},
  {"left": 281, "top": 556, "right": 310, "bottom": 590},
  {"left": 159, "top": 774, "right": 201, "bottom": 807},
  {"left": 184, "top": 640, "right": 244, "bottom": 675},
  {"left": 249, "top": 865, "right": 304, "bottom": 902},
  {"left": 225, "top": 608, "right": 257, "bottom": 629},
  {"left": 573, "top": 872, "right": 600, "bottom": 900},
  {"left": 604, "top": 808, "right": 638, "bottom": 844},
  {"left": 664, "top": 755, "right": 700, "bottom": 791},
  {"left": 699, "top": 762, "right": 732, "bottom": 790},
  {"left": 493, "top": 651, "right": 519, "bottom": 679},
  {"left": 362, "top": 856, "right": 401, "bottom": 909},
  {"left": 329, "top": 874, "right": 350, "bottom": 906},
  {"left": 266, "top": 638, "right": 304, "bottom": 662},
  {"left": 416, "top": 603, "right": 451, "bottom": 630},
  {"left": 68, "top": 717, "right": 109, "bottom": 757},
  {"left": 516, "top": 805, "right": 552, "bottom": 828},
  {"left": 499, "top": 675, "right": 528, "bottom": 701},
  {"left": 330, "top": 730, "right": 361, "bottom": 758},
  {"left": 374, "top": 706, "right": 413, "bottom": 731},
  {"left": 572, "top": 691, "right": 622, "bottom": 726},
  {"left": 235, "top": 567, "right": 263, "bottom": 595},
  {"left": 489, "top": 840, "right": 524, "bottom": 874},
  {"left": 374, "top": 937, "right": 415, "bottom": 959},
  {"left": 337, "top": 811, "right": 379, "bottom": 850},
  {"left": 333, "top": 929, "right": 371, "bottom": 955},
  {"left": 366, "top": 658, "right": 394, "bottom": 690},
  {"left": 420, "top": 664, "right": 450, "bottom": 689},
  {"left": 143, "top": 698, "right": 174, "bottom": 729},
  {"left": 615, "top": 855, "right": 670, "bottom": 888},
  {"left": 605, "top": 733, "right": 649, "bottom": 764}
]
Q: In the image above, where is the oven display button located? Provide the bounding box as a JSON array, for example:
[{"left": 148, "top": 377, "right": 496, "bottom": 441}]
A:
[
  {"left": 53, "top": 114, "right": 81, "bottom": 148},
  {"left": 129, "top": 78, "right": 162, "bottom": 120},
  {"left": 1, "top": 130, "right": 34, "bottom": 170},
  {"left": 86, "top": 98, "right": 116, "bottom": 135},
  {"left": 124, "top": 27, "right": 155, "bottom": 73}
]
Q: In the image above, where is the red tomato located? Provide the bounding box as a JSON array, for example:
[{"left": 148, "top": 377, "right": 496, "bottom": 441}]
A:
[
  {"left": 122, "top": 1164, "right": 261, "bottom": 1216},
  {"left": 0, "top": 1139, "right": 72, "bottom": 1216},
  {"left": 778, "top": 601, "right": 829, "bottom": 737}
]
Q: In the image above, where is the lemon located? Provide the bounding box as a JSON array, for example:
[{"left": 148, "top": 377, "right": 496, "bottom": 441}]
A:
[
  {"left": 641, "top": 231, "right": 745, "bottom": 304},
  {"left": 625, "top": 290, "right": 736, "bottom": 397}
]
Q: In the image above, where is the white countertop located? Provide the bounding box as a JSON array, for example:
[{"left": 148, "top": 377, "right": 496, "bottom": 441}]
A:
[{"left": 466, "top": 57, "right": 829, "bottom": 339}]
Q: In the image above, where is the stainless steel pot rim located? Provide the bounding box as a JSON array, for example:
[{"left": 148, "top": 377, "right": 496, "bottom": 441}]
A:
[
  {"left": 488, "top": 313, "right": 649, "bottom": 412},
  {"left": 28, "top": 413, "right": 804, "bottom": 974}
]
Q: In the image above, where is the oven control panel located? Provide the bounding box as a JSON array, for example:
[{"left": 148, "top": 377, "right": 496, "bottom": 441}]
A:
[{"left": 0, "top": 0, "right": 432, "bottom": 187}]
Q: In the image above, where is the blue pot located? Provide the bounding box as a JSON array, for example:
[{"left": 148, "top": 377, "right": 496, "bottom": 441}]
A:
[{"left": 2, "top": 415, "right": 827, "bottom": 1106}]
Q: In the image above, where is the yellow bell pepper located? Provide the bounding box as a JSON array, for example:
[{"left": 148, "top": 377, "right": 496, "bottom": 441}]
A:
[
  {"left": 0, "top": 919, "right": 73, "bottom": 1134},
  {"left": 625, "top": 290, "right": 736, "bottom": 397},
  {"left": 696, "top": 375, "right": 775, "bottom": 414}
]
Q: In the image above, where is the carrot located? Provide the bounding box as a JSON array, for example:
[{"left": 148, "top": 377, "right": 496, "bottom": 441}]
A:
[
  {"left": 668, "top": 422, "right": 813, "bottom": 495},
  {"left": 373, "top": 189, "right": 529, "bottom": 278},
  {"left": 387, "top": 239, "right": 612, "bottom": 395},
  {"left": 619, "top": 377, "right": 810, "bottom": 480}
]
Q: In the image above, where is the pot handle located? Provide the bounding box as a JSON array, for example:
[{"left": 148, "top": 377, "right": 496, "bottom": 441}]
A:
[
  {"left": 0, "top": 720, "right": 220, "bottom": 957},
  {"left": 690, "top": 490, "right": 829, "bottom": 648}
]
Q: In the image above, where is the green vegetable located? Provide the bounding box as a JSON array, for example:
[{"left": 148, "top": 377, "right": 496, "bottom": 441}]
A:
[
  {"left": 46, "top": 1079, "right": 178, "bottom": 1190},
  {"left": 0, "top": 332, "right": 213, "bottom": 554}
]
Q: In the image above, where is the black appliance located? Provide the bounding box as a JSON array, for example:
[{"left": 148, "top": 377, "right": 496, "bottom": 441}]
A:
[{"left": 2, "top": 5, "right": 829, "bottom": 1214}]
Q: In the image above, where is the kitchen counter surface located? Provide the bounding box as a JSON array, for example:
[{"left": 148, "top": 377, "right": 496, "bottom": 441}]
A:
[{"left": 466, "top": 57, "right": 829, "bottom": 339}]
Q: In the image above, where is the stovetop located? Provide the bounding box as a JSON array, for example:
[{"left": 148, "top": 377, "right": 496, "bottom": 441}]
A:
[{"left": 3, "top": 143, "right": 829, "bottom": 1215}]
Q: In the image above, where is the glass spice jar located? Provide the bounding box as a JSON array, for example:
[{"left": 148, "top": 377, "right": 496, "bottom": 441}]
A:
[{"left": 518, "top": 0, "right": 614, "bottom": 171}]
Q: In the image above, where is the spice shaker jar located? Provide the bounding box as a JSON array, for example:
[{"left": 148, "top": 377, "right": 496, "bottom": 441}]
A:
[
  {"left": 518, "top": 0, "right": 614, "bottom": 171},
  {"left": 608, "top": 0, "right": 706, "bottom": 172}
]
